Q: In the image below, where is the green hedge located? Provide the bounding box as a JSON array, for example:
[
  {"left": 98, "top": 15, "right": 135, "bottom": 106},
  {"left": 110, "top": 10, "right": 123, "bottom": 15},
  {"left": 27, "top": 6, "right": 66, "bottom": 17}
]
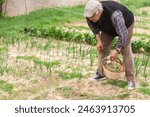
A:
[{"left": 23, "top": 27, "right": 150, "bottom": 53}]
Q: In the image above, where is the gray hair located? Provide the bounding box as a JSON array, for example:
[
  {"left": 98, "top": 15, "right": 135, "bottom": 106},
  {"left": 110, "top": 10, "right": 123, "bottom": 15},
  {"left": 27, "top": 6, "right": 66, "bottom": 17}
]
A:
[{"left": 84, "top": 0, "right": 103, "bottom": 17}]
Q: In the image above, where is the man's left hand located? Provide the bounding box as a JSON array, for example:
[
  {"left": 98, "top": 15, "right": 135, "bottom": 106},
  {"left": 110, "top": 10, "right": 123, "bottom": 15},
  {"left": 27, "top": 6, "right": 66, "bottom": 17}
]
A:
[{"left": 109, "top": 49, "right": 118, "bottom": 60}]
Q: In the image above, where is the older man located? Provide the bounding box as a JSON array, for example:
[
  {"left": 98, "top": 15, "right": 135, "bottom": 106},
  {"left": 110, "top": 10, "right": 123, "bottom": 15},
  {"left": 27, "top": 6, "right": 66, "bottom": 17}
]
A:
[{"left": 84, "top": 0, "right": 135, "bottom": 89}]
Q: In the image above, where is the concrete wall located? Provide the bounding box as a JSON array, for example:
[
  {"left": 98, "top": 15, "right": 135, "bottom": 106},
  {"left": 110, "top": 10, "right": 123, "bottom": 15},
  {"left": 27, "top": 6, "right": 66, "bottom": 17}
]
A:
[{"left": 3, "top": 0, "right": 88, "bottom": 16}]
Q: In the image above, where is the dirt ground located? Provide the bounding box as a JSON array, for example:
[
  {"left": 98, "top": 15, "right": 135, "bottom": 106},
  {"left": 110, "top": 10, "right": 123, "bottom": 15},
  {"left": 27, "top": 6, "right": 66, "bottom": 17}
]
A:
[
  {"left": 0, "top": 37, "right": 150, "bottom": 100},
  {"left": 0, "top": 6, "right": 150, "bottom": 99}
]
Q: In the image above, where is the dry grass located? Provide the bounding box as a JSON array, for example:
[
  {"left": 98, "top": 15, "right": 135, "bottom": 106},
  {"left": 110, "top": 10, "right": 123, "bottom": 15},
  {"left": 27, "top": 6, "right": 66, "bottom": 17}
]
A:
[{"left": 0, "top": 36, "right": 150, "bottom": 100}]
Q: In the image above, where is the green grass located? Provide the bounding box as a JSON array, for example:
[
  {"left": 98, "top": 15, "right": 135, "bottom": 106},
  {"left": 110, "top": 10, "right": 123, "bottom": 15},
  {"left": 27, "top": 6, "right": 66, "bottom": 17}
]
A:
[
  {"left": 56, "top": 87, "right": 97, "bottom": 99},
  {"left": 140, "top": 11, "right": 149, "bottom": 17},
  {"left": 67, "top": 25, "right": 89, "bottom": 30},
  {"left": 56, "top": 86, "right": 130, "bottom": 99},
  {"left": 106, "top": 79, "right": 128, "bottom": 88},
  {"left": 16, "top": 55, "right": 37, "bottom": 61},
  {"left": 133, "top": 33, "right": 150, "bottom": 39},
  {"left": 30, "top": 88, "right": 38, "bottom": 94},
  {"left": 59, "top": 71, "right": 82, "bottom": 80},
  {"left": 56, "top": 86, "right": 73, "bottom": 98},
  {"left": 119, "top": 0, "right": 150, "bottom": 16},
  {"left": 140, "top": 81, "right": 149, "bottom": 87},
  {"left": 119, "top": 0, "right": 150, "bottom": 8},
  {"left": 1, "top": 0, "right": 149, "bottom": 37},
  {"left": 0, "top": 46, "right": 8, "bottom": 52},
  {"left": 0, "top": 46, "right": 8, "bottom": 64},
  {"left": 0, "top": 5, "right": 84, "bottom": 38},
  {"left": 135, "top": 25, "right": 150, "bottom": 30},
  {"left": 98, "top": 93, "right": 130, "bottom": 100},
  {"left": 120, "top": 0, "right": 150, "bottom": 8},
  {"left": 16, "top": 56, "right": 60, "bottom": 68},
  {"left": 134, "top": 55, "right": 150, "bottom": 67},
  {"left": 0, "top": 80, "right": 13, "bottom": 94},
  {"left": 139, "top": 87, "right": 150, "bottom": 96},
  {"left": 0, "top": 65, "right": 11, "bottom": 76},
  {"left": 0, "top": 0, "right": 150, "bottom": 39}
]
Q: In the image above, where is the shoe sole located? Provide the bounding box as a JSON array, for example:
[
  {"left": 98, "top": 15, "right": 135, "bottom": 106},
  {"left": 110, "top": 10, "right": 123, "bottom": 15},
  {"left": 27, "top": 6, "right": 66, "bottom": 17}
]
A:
[
  {"left": 128, "top": 87, "right": 136, "bottom": 90},
  {"left": 89, "top": 77, "right": 106, "bottom": 81}
]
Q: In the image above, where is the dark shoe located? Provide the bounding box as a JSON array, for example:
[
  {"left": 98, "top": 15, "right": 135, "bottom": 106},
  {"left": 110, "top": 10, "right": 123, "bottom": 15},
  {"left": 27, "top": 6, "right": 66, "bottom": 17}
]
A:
[{"left": 89, "top": 72, "right": 106, "bottom": 81}]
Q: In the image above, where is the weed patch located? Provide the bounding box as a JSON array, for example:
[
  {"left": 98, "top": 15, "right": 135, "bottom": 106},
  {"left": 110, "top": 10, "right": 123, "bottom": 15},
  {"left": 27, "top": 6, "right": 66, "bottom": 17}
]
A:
[
  {"left": 106, "top": 79, "right": 127, "bottom": 88},
  {"left": 0, "top": 80, "right": 13, "bottom": 94}
]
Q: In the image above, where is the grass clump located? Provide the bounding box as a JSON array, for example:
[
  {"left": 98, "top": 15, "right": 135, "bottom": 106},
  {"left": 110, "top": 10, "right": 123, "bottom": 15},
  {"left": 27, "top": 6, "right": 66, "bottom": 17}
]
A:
[
  {"left": 16, "top": 55, "right": 60, "bottom": 68},
  {"left": 59, "top": 71, "right": 82, "bottom": 80},
  {"left": 56, "top": 86, "right": 73, "bottom": 98},
  {"left": 139, "top": 88, "right": 150, "bottom": 96},
  {"left": 106, "top": 79, "right": 127, "bottom": 88},
  {"left": 0, "top": 80, "right": 13, "bottom": 94}
]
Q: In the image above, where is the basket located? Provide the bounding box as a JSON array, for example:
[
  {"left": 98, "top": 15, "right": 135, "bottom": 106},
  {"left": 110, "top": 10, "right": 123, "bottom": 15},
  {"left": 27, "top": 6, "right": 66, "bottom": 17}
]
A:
[{"left": 102, "top": 57, "right": 125, "bottom": 80}]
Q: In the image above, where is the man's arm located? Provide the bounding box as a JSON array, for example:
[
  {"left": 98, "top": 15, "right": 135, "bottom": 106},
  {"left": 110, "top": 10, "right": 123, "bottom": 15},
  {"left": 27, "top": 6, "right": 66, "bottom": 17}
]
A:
[
  {"left": 111, "top": 10, "right": 128, "bottom": 52},
  {"left": 96, "top": 32, "right": 101, "bottom": 43},
  {"left": 96, "top": 32, "right": 103, "bottom": 51}
]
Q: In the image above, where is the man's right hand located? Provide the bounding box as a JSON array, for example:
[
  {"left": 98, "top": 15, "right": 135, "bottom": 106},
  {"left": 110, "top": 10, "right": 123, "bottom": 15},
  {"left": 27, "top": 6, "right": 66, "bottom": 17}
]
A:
[{"left": 96, "top": 42, "right": 103, "bottom": 52}]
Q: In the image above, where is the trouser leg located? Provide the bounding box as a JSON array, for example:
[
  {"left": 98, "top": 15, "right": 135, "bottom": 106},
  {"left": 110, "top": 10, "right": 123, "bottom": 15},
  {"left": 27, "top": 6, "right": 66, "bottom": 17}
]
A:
[
  {"left": 97, "top": 32, "right": 114, "bottom": 75},
  {"left": 121, "top": 24, "right": 135, "bottom": 82}
]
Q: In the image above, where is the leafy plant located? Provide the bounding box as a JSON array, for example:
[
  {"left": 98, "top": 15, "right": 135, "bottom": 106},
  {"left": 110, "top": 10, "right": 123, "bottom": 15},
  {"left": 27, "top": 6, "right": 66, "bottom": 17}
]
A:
[
  {"left": 144, "top": 40, "right": 150, "bottom": 53},
  {"left": 23, "top": 27, "right": 149, "bottom": 53},
  {"left": 132, "top": 40, "right": 144, "bottom": 53}
]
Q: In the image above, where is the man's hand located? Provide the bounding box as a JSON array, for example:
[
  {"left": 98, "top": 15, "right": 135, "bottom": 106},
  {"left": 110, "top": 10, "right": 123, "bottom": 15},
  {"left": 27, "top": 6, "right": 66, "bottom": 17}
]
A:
[
  {"left": 96, "top": 42, "right": 103, "bottom": 52},
  {"left": 109, "top": 49, "right": 118, "bottom": 60}
]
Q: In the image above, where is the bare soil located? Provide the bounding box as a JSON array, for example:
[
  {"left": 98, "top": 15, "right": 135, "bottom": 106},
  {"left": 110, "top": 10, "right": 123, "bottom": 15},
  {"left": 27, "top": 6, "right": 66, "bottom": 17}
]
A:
[{"left": 0, "top": 37, "right": 150, "bottom": 100}]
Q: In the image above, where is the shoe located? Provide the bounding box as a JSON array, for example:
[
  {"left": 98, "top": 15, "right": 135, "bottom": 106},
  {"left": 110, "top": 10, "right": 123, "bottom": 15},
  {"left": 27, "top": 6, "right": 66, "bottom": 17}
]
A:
[
  {"left": 128, "top": 81, "right": 136, "bottom": 90},
  {"left": 89, "top": 72, "right": 106, "bottom": 81}
]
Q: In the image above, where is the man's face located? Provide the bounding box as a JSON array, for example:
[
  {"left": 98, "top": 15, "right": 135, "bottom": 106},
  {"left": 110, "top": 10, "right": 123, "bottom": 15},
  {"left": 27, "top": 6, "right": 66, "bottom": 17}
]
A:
[{"left": 89, "top": 10, "right": 102, "bottom": 22}]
